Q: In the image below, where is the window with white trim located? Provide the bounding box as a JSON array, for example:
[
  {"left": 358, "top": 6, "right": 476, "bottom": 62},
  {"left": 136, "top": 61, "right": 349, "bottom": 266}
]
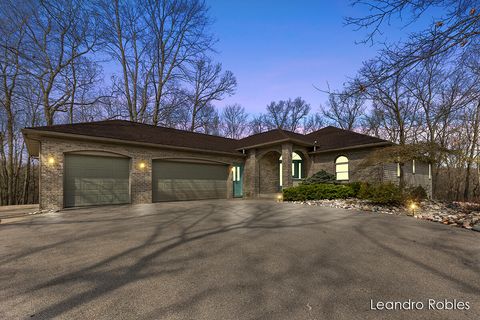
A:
[{"left": 335, "top": 156, "right": 349, "bottom": 181}]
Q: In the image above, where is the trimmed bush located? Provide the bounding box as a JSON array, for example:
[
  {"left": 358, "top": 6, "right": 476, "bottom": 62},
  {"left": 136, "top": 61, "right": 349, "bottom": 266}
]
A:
[
  {"left": 283, "top": 183, "right": 356, "bottom": 201},
  {"left": 301, "top": 170, "right": 336, "bottom": 185},
  {"left": 358, "top": 182, "right": 405, "bottom": 205},
  {"left": 406, "top": 185, "right": 428, "bottom": 202},
  {"left": 347, "top": 181, "right": 362, "bottom": 197}
]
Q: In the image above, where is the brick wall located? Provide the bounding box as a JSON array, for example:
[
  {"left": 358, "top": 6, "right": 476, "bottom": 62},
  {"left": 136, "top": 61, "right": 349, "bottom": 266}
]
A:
[
  {"left": 40, "top": 137, "right": 245, "bottom": 210},
  {"left": 258, "top": 151, "right": 280, "bottom": 193},
  {"left": 309, "top": 148, "right": 383, "bottom": 183},
  {"left": 309, "top": 147, "right": 433, "bottom": 197}
]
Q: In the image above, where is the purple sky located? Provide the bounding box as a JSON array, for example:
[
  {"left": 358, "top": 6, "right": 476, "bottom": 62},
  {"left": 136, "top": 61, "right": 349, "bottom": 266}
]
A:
[{"left": 207, "top": 0, "right": 436, "bottom": 114}]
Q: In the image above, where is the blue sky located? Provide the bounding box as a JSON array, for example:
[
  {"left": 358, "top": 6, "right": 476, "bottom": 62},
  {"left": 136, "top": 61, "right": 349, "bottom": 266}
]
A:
[{"left": 207, "top": 0, "right": 435, "bottom": 114}]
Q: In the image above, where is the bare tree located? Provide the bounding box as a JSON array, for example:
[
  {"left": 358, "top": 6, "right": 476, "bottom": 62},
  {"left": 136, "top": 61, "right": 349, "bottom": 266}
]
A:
[
  {"left": 464, "top": 100, "right": 480, "bottom": 199},
  {"left": 263, "top": 97, "right": 311, "bottom": 132},
  {"left": 347, "top": 0, "right": 480, "bottom": 81},
  {"left": 221, "top": 103, "right": 249, "bottom": 139},
  {"left": 0, "top": 6, "right": 26, "bottom": 205},
  {"left": 196, "top": 103, "right": 220, "bottom": 135},
  {"left": 100, "top": 0, "right": 154, "bottom": 122},
  {"left": 187, "top": 58, "right": 236, "bottom": 131},
  {"left": 354, "top": 60, "right": 419, "bottom": 145},
  {"left": 321, "top": 91, "right": 365, "bottom": 130},
  {"left": 301, "top": 112, "right": 324, "bottom": 134},
  {"left": 146, "top": 0, "right": 215, "bottom": 125},
  {"left": 19, "top": 0, "right": 100, "bottom": 125},
  {"left": 250, "top": 114, "right": 269, "bottom": 134}
]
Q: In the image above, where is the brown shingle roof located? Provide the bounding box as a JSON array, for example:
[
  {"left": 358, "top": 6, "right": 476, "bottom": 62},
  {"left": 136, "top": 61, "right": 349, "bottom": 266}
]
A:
[
  {"left": 23, "top": 120, "right": 392, "bottom": 155},
  {"left": 307, "top": 126, "right": 391, "bottom": 151},
  {"left": 25, "top": 120, "right": 242, "bottom": 154}
]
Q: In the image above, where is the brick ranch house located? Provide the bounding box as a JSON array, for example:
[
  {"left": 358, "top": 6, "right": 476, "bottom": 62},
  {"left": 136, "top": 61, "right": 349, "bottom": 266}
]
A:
[{"left": 22, "top": 120, "right": 432, "bottom": 210}]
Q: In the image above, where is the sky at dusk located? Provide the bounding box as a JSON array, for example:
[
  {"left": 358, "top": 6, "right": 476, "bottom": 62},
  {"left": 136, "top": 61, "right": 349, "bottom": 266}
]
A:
[{"left": 206, "top": 0, "right": 436, "bottom": 114}]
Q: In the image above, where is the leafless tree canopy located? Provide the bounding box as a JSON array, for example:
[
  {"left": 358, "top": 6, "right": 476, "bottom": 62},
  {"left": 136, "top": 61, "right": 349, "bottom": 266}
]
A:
[
  {"left": 221, "top": 104, "right": 248, "bottom": 139},
  {"left": 327, "top": 0, "right": 480, "bottom": 201}
]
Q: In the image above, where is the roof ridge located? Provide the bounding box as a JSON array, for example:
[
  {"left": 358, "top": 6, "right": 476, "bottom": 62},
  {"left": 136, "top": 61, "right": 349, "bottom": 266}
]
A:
[{"left": 114, "top": 120, "right": 240, "bottom": 142}]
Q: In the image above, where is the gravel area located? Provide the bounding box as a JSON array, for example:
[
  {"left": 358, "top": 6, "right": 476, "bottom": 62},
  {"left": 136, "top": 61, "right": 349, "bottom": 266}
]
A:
[{"left": 289, "top": 199, "right": 480, "bottom": 231}]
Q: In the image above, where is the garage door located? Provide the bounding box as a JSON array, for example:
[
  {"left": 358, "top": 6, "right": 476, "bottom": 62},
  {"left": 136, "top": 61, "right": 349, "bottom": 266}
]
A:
[
  {"left": 64, "top": 154, "right": 130, "bottom": 207},
  {"left": 153, "top": 160, "right": 228, "bottom": 202}
]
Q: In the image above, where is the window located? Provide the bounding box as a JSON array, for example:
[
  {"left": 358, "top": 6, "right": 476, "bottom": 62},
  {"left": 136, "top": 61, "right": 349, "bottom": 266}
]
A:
[
  {"left": 335, "top": 156, "right": 349, "bottom": 181},
  {"left": 292, "top": 152, "right": 302, "bottom": 179},
  {"left": 279, "top": 152, "right": 303, "bottom": 185},
  {"left": 232, "top": 166, "right": 241, "bottom": 182}
]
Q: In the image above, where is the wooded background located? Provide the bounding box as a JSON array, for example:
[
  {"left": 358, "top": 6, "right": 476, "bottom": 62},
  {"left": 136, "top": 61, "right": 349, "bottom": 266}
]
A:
[{"left": 1, "top": 0, "right": 479, "bottom": 205}]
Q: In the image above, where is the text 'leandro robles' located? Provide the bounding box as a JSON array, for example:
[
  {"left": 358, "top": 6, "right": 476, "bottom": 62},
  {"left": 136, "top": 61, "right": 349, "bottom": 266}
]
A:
[{"left": 370, "top": 299, "right": 470, "bottom": 311}]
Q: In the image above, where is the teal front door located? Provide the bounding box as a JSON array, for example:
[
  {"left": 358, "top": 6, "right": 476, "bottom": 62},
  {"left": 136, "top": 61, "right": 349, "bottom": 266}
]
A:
[{"left": 232, "top": 165, "right": 243, "bottom": 198}]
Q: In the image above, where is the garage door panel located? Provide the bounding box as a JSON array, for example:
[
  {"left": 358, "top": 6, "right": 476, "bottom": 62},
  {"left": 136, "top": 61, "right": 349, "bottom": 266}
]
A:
[
  {"left": 153, "top": 161, "right": 228, "bottom": 202},
  {"left": 64, "top": 154, "right": 130, "bottom": 207}
]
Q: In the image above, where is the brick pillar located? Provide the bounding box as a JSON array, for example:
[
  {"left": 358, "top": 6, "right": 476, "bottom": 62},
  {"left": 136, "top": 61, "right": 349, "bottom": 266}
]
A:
[
  {"left": 282, "top": 143, "right": 293, "bottom": 189},
  {"left": 39, "top": 141, "right": 64, "bottom": 210},
  {"left": 244, "top": 149, "right": 258, "bottom": 197},
  {"left": 131, "top": 157, "right": 152, "bottom": 204}
]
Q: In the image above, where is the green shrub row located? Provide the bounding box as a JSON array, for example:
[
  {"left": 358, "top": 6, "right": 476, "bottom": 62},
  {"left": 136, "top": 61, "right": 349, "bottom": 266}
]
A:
[
  {"left": 283, "top": 181, "right": 427, "bottom": 205},
  {"left": 283, "top": 183, "right": 357, "bottom": 201},
  {"left": 357, "top": 182, "right": 404, "bottom": 205}
]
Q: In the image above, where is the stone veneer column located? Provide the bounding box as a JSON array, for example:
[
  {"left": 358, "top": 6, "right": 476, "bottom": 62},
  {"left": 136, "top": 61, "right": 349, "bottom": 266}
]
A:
[
  {"left": 281, "top": 143, "right": 293, "bottom": 189},
  {"left": 39, "top": 141, "right": 64, "bottom": 210},
  {"left": 130, "top": 157, "right": 153, "bottom": 204},
  {"left": 244, "top": 149, "right": 258, "bottom": 198}
]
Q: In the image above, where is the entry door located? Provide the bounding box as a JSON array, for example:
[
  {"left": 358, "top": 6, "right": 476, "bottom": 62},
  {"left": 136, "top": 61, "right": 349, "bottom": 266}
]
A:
[
  {"left": 64, "top": 154, "right": 130, "bottom": 207},
  {"left": 153, "top": 160, "right": 229, "bottom": 202},
  {"left": 232, "top": 164, "right": 243, "bottom": 198}
]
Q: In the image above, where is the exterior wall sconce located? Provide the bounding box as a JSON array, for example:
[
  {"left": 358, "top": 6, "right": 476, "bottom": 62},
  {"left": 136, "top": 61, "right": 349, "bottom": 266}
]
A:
[
  {"left": 139, "top": 162, "right": 146, "bottom": 169},
  {"left": 47, "top": 157, "right": 55, "bottom": 165}
]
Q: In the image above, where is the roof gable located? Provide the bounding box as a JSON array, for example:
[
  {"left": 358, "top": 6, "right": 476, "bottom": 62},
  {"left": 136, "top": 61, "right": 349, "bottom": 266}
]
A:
[{"left": 236, "top": 128, "right": 313, "bottom": 149}]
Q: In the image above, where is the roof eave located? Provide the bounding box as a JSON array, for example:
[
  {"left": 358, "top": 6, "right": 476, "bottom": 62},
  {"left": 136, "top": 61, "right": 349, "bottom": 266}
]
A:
[
  {"left": 308, "top": 142, "right": 393, "bottom": 154},
  {"left": 21, "top": 128, "right": 246, "bottom": 157}
]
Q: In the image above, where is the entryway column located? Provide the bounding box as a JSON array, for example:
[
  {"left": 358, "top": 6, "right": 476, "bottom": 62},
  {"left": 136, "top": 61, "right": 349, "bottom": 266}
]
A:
[
  {"left": 281, "top": 143, "right": 293, "bottom": 189},
  {"left": 244, "top": 149, "right": 259, "bottom": 197}
]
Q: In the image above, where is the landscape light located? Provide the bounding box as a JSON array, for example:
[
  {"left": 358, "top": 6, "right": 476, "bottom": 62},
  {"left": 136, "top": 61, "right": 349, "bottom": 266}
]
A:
[
  {"left": 410, "top": 202, "right": 417, "bottom": 215},
  {"left": 277, "top": 194, "right": 283, "bottom": 202}
]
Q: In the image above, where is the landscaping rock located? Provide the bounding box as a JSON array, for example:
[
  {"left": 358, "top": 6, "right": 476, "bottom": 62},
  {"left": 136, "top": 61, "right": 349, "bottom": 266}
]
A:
[{"left": 289, "top": 198, "right": 480, "bottom": 232}]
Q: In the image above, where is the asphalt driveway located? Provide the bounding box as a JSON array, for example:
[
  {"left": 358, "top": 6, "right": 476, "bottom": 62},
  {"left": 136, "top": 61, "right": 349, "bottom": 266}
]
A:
[{"left": 0, "top": 200, "right": 479, "bottom": 320}]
